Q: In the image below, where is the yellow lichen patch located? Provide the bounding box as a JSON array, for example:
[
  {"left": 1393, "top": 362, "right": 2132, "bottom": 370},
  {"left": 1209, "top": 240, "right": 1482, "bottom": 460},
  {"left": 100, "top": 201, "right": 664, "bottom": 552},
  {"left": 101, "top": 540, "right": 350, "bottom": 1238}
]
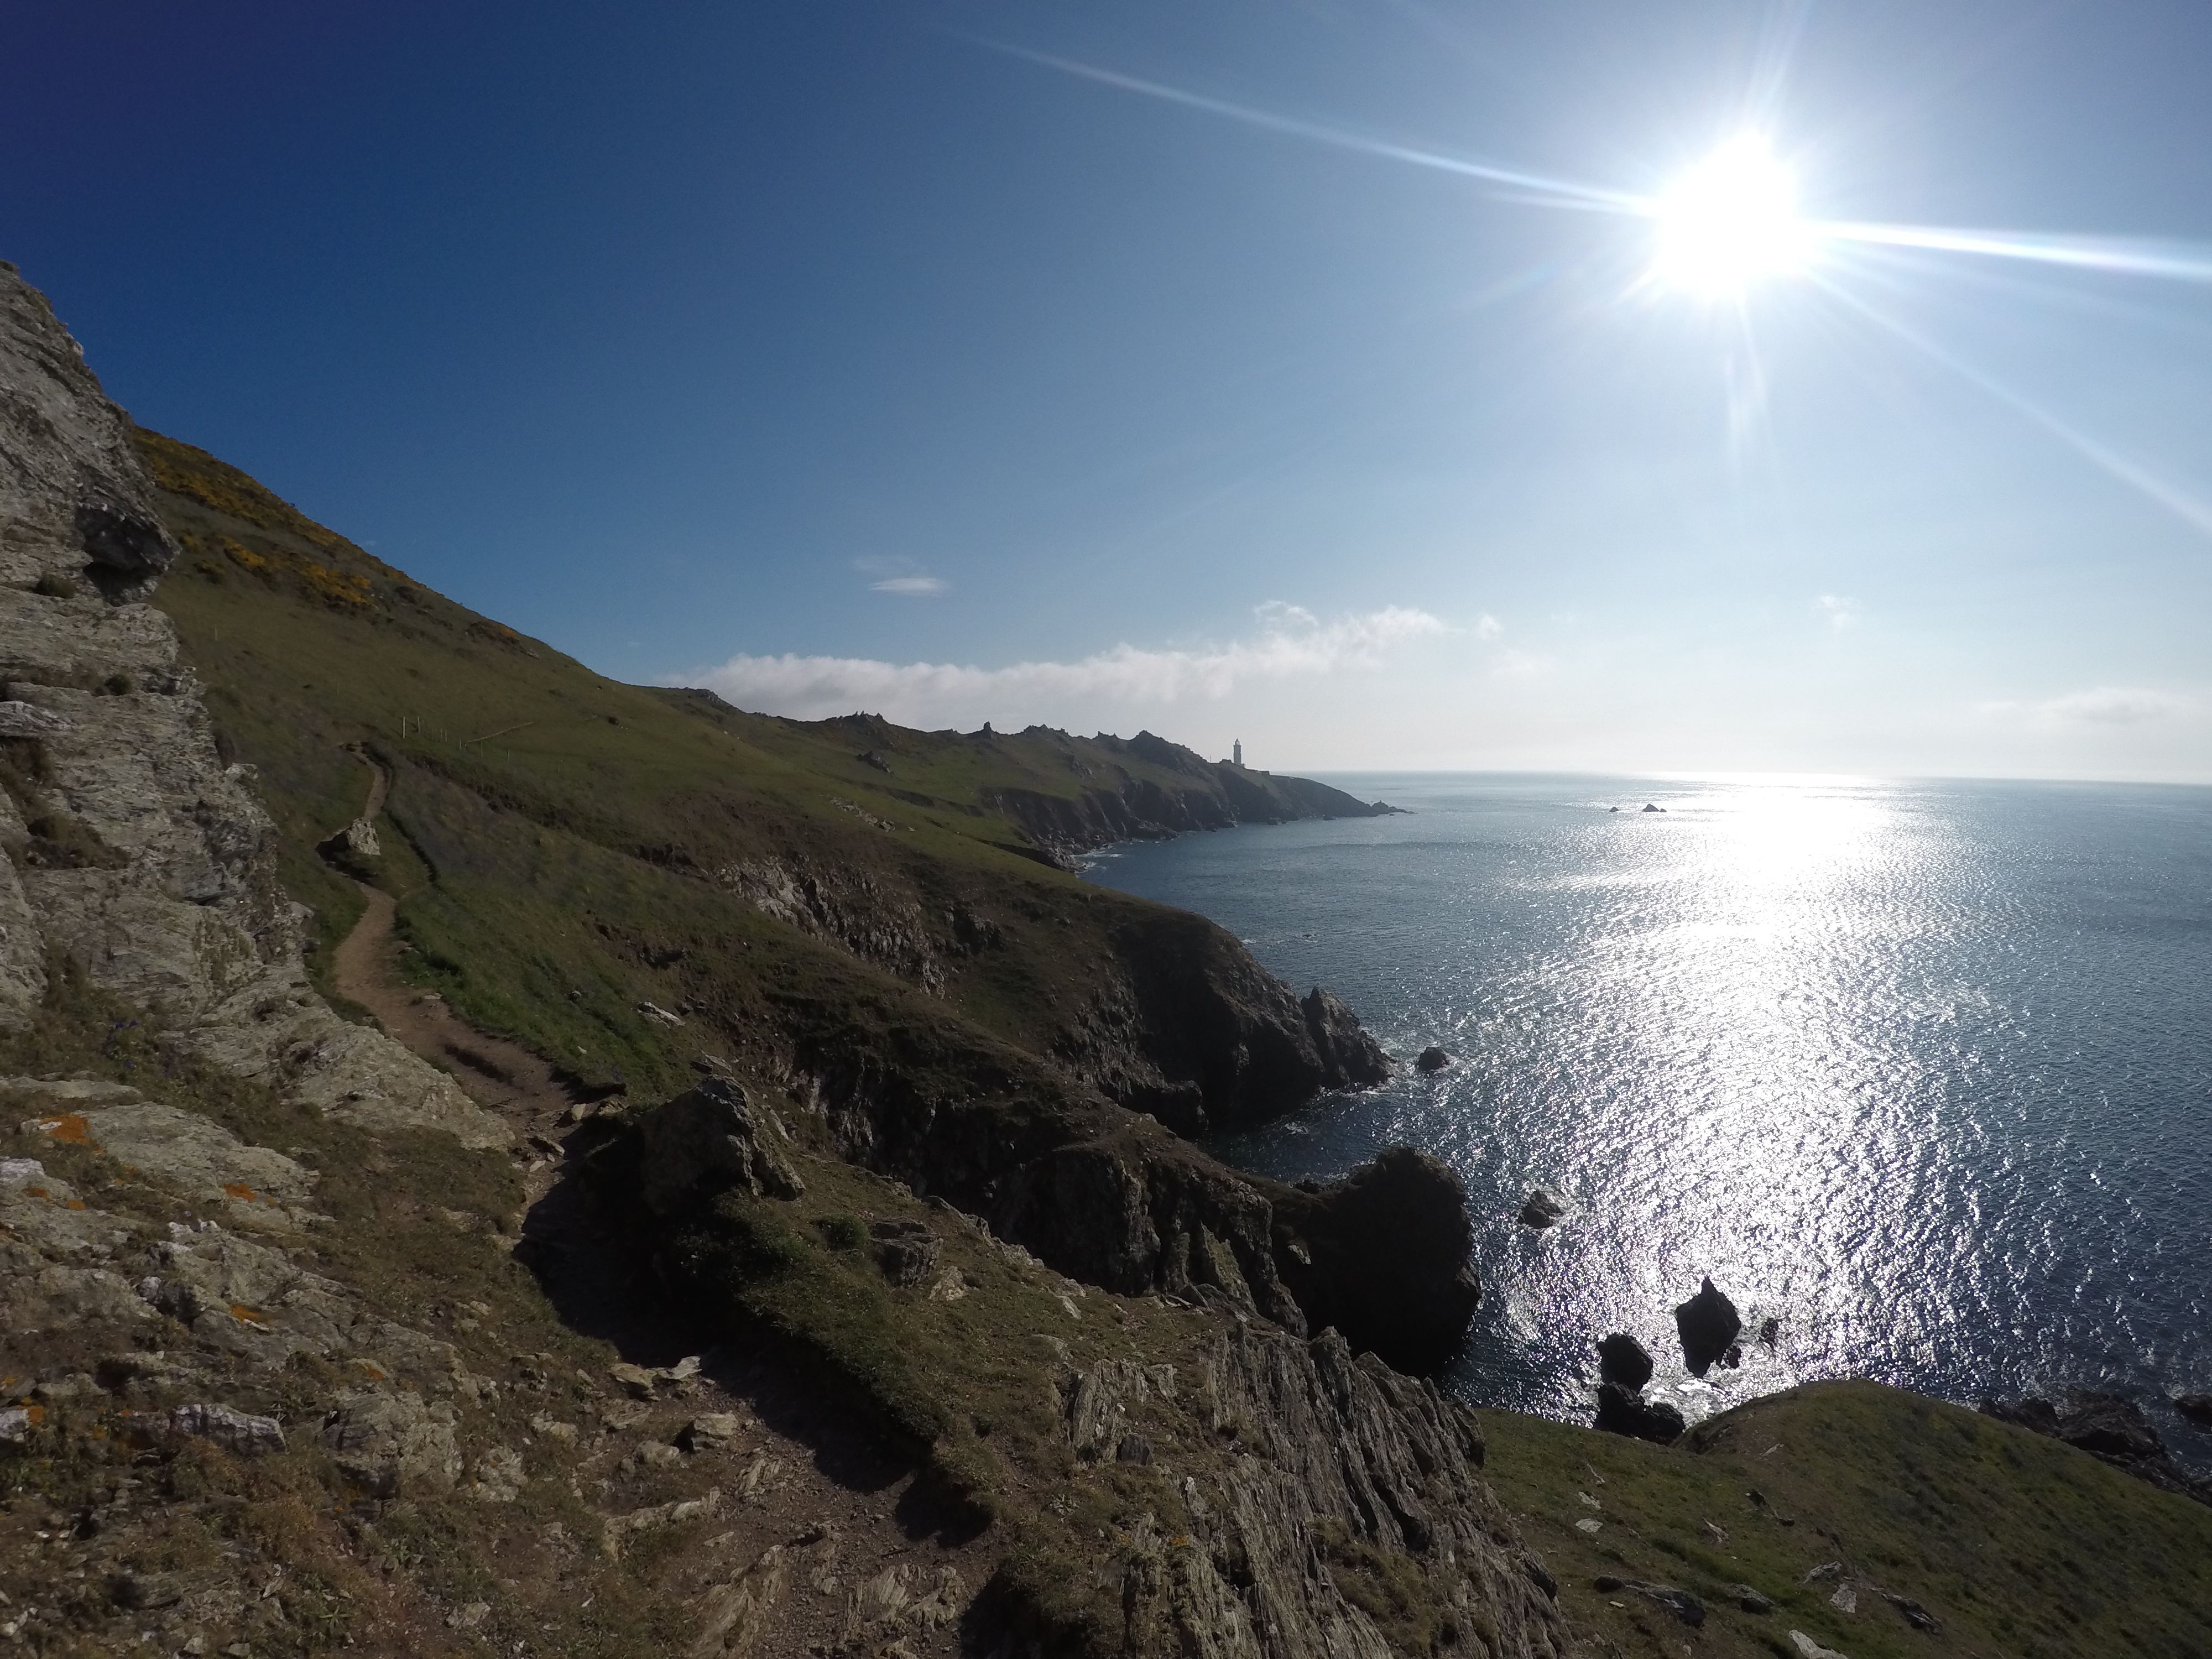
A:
[
  {"left": 222, "top": 1181, "right": 258, "bottom": 1202},
  {"left": 24, "top": 1186, "right": 46, "bottom": 1199},
  {"left": 22, "top": 1404, "right": 43, "bottom": 1425},
  {"left": 32, "top": 1113, "right": 92, "bottom": 1144},
  {"left": 229, "top": 1305, "right": 273, "bottom": 1328},
  {"left": 63, "top": 1198, "right": 85, "bottom": 1210}
]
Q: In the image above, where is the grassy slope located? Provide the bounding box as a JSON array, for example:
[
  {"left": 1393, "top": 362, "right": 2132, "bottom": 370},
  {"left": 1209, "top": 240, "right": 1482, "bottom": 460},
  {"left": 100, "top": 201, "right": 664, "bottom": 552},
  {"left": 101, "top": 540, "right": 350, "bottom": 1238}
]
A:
[
  {"left": 134, "top": 426, "right": 1348, "bottom": 1102},
  {"left": 1480, "top": 1382, "right": 2212, "bottom": 1658}
]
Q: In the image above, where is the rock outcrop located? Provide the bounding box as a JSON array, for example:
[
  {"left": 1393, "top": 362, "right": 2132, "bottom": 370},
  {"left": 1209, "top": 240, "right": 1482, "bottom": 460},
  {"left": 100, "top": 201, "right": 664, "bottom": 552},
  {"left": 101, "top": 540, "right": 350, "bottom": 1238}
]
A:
[
  {"left": 1037, "top": 1324, "right": 1573, "bottom": 1658},
  {"left": 1674, "top": 1276, "right": 1741, "bottom": 1376},
  {"left": 0, "top": 261, "right": 502, "bottom": 1149},
  {"left": 1597, "top": 1332, "right": 1654, "bottom": 1391}
]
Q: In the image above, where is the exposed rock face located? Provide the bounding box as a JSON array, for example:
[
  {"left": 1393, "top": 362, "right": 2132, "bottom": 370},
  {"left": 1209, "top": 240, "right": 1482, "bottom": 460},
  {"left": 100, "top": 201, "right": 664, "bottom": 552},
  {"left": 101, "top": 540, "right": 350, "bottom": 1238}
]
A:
[
  {"left": 1674, "top": 1276, "right": 1741, "bottom": 1376},
  {"left": 1519, "top": 1185, "right": 1568, "bottom": 1228},
  {"left": 1272, "top": 1147, "right": 1482, "bottom": 1374},
  {"left": 0, "top": 262, "right": 502, "bottom": 1149},
  {"left": 1053, "top": 910, "right": 1390, "bottom": 1138},
  {"left": 1981, "top": 1392, "right": 2212, "bottom": 1505},
  {"left": 1047, "top": 1325, "right": 1573, "bottom": 1658}
]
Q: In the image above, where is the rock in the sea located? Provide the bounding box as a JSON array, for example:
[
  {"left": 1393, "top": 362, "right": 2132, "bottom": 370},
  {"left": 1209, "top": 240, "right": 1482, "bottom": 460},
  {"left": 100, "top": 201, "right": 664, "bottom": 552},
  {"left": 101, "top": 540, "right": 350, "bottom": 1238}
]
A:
[
  {"left": 1594, "top": 1381, "right": 1685, "bottom": 1445},
  {"left": 637, "top": 1077, "right": 805, "bottom": 1213},
  {"left": 1416, "top": 1045, "right": 1452, "bottom": 1072},
  {"left": 1519, "top": 1185, "right": 1568, "bottom": 1228},
  {"left": 1301, "top": 984, "right": 1393, "bottom": 1089},
  {"left": 1272, "top": 1146, "right": 1481, "bottom": 1374},
  {"left": 2176, "top": 1392, "right": 2212, "bottom": 1427},
  {"left": 1674, "top": 1276, "right": 1742, "bottom": 1375},
  {"left": 1597, "top": 1332, "right": 1655, "bottom": 1391}
]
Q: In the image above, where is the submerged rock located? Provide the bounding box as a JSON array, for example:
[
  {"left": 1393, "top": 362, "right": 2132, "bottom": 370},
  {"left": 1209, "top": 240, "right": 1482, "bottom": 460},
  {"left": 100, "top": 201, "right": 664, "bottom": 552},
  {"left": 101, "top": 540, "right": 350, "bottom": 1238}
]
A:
[
  {"left": 1597, "top": 1332, "right": 1655, "bottom": 1391},
  {"left": 1594, "top": 1381, "right": 1686, "bottom": 1445},
  {"left": 1674, "top": 1276, "right": 1742, "bottom": 1375}
]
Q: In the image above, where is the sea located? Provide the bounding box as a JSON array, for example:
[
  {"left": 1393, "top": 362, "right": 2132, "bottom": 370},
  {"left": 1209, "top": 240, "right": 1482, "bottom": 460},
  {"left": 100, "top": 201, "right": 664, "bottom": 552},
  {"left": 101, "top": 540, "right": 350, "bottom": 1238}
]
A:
[{"left": 1080, "top": 773, "right": 2212, "bottom": 1466}]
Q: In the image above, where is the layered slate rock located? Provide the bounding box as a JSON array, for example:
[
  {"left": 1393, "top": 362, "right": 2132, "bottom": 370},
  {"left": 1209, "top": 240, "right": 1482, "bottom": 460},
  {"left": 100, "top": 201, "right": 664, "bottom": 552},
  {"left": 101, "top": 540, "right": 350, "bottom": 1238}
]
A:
[
  {"left": 1052, "top": 1325, "right": 1574, "bottom": 1658},
  {"left": 0, "top": 263, "right": 501, "bottom": 1149}
]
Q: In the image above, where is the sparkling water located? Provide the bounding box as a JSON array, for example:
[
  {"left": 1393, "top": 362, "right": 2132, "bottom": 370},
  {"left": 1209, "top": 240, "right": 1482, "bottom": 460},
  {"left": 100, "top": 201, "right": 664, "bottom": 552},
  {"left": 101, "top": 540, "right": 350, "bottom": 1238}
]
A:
[{"left": 1082, "top": 774, "right": 2212, "bottom": 1462}]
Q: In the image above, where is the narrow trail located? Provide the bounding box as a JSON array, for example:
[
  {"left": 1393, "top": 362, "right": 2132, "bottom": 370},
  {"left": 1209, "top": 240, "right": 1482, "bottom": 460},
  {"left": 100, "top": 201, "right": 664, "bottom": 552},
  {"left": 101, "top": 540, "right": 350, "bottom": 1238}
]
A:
[{"left": 319, "top": 752, "right": 990, "bottom": 1656}]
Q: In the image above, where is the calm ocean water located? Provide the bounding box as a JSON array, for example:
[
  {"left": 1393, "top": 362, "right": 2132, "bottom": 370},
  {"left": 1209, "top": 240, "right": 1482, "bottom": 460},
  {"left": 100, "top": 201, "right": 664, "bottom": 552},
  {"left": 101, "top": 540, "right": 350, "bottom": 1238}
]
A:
[{"left": 1082, "top": 774, "right": 2212, "bottom": 1463}]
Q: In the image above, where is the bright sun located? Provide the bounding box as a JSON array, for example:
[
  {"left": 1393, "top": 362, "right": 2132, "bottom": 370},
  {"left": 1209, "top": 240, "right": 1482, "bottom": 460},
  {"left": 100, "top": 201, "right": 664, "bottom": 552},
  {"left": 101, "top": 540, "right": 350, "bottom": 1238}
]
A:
[{"left": 1653, "top": 137, "right": 1812, "bottom": 295}]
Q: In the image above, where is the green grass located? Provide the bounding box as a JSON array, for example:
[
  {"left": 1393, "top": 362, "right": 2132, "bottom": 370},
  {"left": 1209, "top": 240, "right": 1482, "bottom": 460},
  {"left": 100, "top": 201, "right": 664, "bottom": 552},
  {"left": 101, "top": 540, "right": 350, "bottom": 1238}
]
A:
[{"left": 1477, "top": 1381, "right": 2212, "bottom": 1658}]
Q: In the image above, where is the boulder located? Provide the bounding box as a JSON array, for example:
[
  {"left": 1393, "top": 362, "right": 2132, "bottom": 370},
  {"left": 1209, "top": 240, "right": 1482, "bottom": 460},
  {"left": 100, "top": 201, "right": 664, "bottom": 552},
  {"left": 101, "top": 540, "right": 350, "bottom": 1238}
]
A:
[
  {"left": 1674, "top": 1276, "right": 1741, "bottom": 1375},
  {"left": 1415, "top": 1046, "right": 1452, "bottom": 1073},
  {"left": 869, "top": 1218, "right": 939, "bottom": 1287},
  {"left": 1519, "top": 1186, "right": 1568, "bottom": 1229},
  {"left": 637, "top": 1077, "right": 805, "bottom": 1214},
  {"left": 2175, "top": 1392, "right": 2212, "bottom": 1428},
  {"left": 1596, "top": 1332, "right": 1654, "bottom": 1391},
  {"left": 321, "top": 1389, "right": 461, "bottom": 1496},
  {"left": 1594, "top": 1381, "right": 1685, "bottom": 1445},
  {"left": 166, "top": 1402, "right": 285, "bottom": 1455}
]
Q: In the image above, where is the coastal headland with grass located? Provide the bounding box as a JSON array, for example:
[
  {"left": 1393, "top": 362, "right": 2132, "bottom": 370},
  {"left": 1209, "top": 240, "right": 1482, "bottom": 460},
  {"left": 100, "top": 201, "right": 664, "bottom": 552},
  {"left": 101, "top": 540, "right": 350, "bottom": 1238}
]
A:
[{"left": 3, "top": 258, "right": 2210, "bottom": 1659}]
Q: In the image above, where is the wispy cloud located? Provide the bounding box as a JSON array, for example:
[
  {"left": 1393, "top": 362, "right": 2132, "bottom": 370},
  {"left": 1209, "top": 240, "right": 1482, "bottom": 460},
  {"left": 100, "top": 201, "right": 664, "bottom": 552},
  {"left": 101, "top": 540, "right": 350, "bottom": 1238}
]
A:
[
  {"left": 854, "top": 556, "right": 948, "bottom": 598},
  {"left": 1817, "top": 593, "right": 1860, "bottom": 631},
  {"left": 1978, "top": 686, "right": 2195, "bottom": 728},
  {"left": 676, "top": 603, "right": 1448, "bottom": 726}
]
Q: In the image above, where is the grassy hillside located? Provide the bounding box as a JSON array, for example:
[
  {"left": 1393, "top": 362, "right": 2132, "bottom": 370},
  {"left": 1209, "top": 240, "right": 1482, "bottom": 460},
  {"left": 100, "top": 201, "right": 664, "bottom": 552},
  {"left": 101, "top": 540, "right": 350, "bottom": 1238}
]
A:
[
  {"left": 1481, "top": 1381, "right": 2212, "bottom": 1658},
  {"left": 135, "top": 426, "right": 1386, "bottom": 1109}
]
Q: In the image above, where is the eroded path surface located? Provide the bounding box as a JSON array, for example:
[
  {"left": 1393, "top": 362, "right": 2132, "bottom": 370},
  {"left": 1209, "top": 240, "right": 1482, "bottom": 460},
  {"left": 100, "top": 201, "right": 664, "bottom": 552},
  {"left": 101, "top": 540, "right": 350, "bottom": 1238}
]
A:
[{"left": 323, "top": 757, "right": 994, "bottom": 1657}]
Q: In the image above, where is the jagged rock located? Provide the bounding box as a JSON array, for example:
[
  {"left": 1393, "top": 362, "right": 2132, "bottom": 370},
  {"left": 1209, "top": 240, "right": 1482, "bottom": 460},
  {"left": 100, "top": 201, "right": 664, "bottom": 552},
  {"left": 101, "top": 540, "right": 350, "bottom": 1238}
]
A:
[
  {"left": 679, "top": 1412, "right": 750, "bottom": 1454},
  {"left": 1300, "top": 985, "right": 1392, "bottom": 1089},
  {"left": 1052, "top": 1326, "right": 1571, "bottom": 1657},
  {"left": 0, "top": 1406, "right": 31, "bottom": 1446},
  {"left": 13, "top": 1087, "right": 317, "bottom": 1220},
  {"left": 1879, "top": 1589, "right": 1942, "bottom": 1632},
  {"left": 1272, "top": 1147, "right": 1480, "bottom": 1374},
  {"left": 637, "top": 1077, "right": 805, "bottom": 1213},
  {"left": 470, "top": 1446, "right": 526, "bottom": 1503},
  {"left": 0, "top": 263, "right": 505, "bottom": 1144},
  {"left": 1594, "top": 1382, "right": 1686, "bottom": 1445},
  {"left": 166, "top": 1402, "right": 285, "bottom": 1455},
  {"left": 1415, "top": 1045, "right": 1451, "bottom": 1072},
  {"left": 1674, "top": 1276, "right": 1742, "bottom": 1375},
  {"left": 1519, "top": 1185, "right": 1568, "bottom": 1228},
  {"left": 1736, "top": 1584, "right": 1775, "bottom": 1613},
  {"left": 1597, "top": 1332, "right": 1655, "bottom": 1390},
  {"left": 1789, "top": 1632, "right": 1848, "bottom": 1659},
  {"left": 2176, "top": 1392, "right": 2212, "bottom": 1427},
  {"left": 321, "top": 1389, "right": 462, "bottom": 1496}
]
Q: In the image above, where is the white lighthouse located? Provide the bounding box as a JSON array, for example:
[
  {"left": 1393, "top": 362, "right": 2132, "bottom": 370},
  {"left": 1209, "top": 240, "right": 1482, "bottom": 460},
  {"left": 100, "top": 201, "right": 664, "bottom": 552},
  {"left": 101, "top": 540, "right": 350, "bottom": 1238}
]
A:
[{"left": 1232, "top": 739, "right": 1243, "bottom": 766}]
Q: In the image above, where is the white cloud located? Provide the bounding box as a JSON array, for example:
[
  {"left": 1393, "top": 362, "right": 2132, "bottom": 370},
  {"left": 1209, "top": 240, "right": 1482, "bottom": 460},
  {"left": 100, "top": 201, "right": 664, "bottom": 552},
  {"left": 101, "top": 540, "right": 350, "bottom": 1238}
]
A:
[
  {"left": 1817, "top": 593, "right": 1860, "bottom": 631},
  {"left": 869, "top": 575, "right": 947, "bottom": 596},
  {"left": 2029, "top": 686, "right": 2191, "bottom": 727},
  {"left": 677, "top": 603, "right": 1448, "bottom": 727},
  {"left": 1474, "top": 612, "right": 1504, "bottom": 640}
]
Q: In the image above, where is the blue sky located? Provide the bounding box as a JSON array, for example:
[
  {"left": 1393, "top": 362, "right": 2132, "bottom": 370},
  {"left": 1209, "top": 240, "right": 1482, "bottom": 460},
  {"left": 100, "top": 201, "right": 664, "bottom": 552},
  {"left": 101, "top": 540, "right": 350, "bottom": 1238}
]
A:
[{"left": 6, "top": 0, "right": 2209, "bottom": 779}]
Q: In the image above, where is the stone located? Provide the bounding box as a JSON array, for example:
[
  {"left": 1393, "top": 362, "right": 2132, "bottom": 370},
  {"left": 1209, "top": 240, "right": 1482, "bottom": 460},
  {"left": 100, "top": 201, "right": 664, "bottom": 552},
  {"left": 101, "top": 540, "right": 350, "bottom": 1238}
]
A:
[
  {"left": 1879, "top": 1589, "right": 1941, "bottom": 1632},
  {"left": 1736, "top": 1585, "right": 1774, "bottom": 1614},
  {"left": 472, "top": 1447, "right": 525, "bottom": 1502},
  {"left": 869, "top": 1218, "right": 938, "bottom": 1287},
  {"left": 637, "top": 1077, "right": 805, "bottom": 1214},
  {"left": 2176, "top": 1393, "right": 2212, "bottom": 1427},
  {"left": 1519, "top": 1186, "right": 1568, "bottom": 1228},
  {"left": 1594, "top": 1382, "right": 1686, "bottom": 1445},
  {"left": 320, "top": 1389, "right": 462, "bottom": 1496},
  {"left": 167, "top": 1402, "right": 285, "bottom": 1455},
  {"left": 1790, "top": 1634, "right": 1849, "bottom": 1659},
  {"left": 1415, "top": 1046, "right": 1452, "bottom": 1072},
  {"left": 1674, "top": 1276, "right": 1742, "bottom": 1375},
  {"left": 680, "top": 1412, "right": 749, "bottom": 1454},
  {"left": 1597, "top": 1332, "right": 1654, "bottom": 1391},
  {"left": 0, "top": 1406, "right": 31, "bottom": 1447}
]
